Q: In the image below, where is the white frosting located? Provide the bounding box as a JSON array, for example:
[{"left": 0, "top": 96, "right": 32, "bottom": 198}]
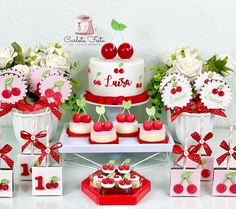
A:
[
  {"left": 69, "top": 121, "right": 93, "bottom": 133},
  {"left": 112, "top": 175, "right": 122, "bottom": 182},
  {"left": 139, "top": 126, "right": 166, "bottom": 142},
  {"left": 102, "top": 168, "right": 115, "bottom": 174},
  {"left": 118, "top": 168, "right": 131, "bottom": 174},
  {"left": 90, "top": 128, "right": 117, "bottom": 143},
  {"left": 119, "top": 184, "right": 132, "bottom": 189},
  {"left": 93, "top": 175, "right": 105, "bottom": 182},
  {"left": 88, "top": 57, "right": 145, "bottom": 97},
  {"left": 114, "top": 121, "right": 138, "bottom": 134},
  {"left": 101, "top": 182, "right": 115, "bottom": 188},
  {"left": 129, "top": 175, "right": 140, "bottom": 182}
]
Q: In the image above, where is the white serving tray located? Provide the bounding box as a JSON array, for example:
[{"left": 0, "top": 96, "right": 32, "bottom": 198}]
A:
[{"left": 59, "top": 124, "right": 175, "bottom": 154}]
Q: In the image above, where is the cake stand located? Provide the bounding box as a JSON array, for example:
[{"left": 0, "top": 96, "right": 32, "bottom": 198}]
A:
[{"left": 59, "top": 123, "right": 174, "bottom": 171}]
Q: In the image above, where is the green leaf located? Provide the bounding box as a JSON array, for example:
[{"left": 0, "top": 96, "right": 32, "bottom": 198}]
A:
[
  {"left": 111, "top": 19, "right": 127, "bottom": 31},
  {"left": 124, "top": 173, "right": 130, "bottom": 180},
  {"left": 122, "top": 159, "right": 131, "bottom": 164},
  {"left": 122, "top": 100, "right": 132, "bottom": 109},
  {"left": 119, "top": 63, "right": 124, "bottom": 68},
  {"left": 42, "top": 70, "right": 50, "bottom": 77},
  {"left": 51, "top": 176, "right": 59, "bottom": 182},
  {"left": 218, "top": 84, "right": 224, "bottom": 90},
  {"left": 30, "top": 55, "right": 37, "bottom": 61},
  {"left": 96, "top": 106, "right": 105, "bottom": 115},
  {"left": 11, "top": 42, "right": 24, "bottom": 65},
  {"left": 226, "top": 172, "right": 236, "bottom": 179},
  {"left": 107, "top": 172, "right": 115, "bottom": 178},
  {"left": 76, "top": 98, "right": 86, "bottom": 108},
  {"left": 55, "top": 43, "right": 62, "bottom": 48},
  {"left": 34, "top": 160, "right": 39, "bottom": 167},
  {"left": 108, "top": 160, "right": 115, "bottom": 165},
  {"left": 1, "top": 179, "right": 9, "bottom": 184},
  {"left": 138, "top": 75, "right": 143, "bottom": 81},
  {"left": 96, "top": 72, "right": 101, "bottom": 77},
  {"left": 4, "top": 77, "right": 13, "bottom": 86},
  {"left": 11, "top": 42, "right": 22, "bottom": 53},
  {"left": 201, "top": 158, "right": 207, "bottom": 165},
  {"left": 181, "top": 171, "right": 192, "bottom": 179},
  {"left": 54, "top": 80, "right": 64, "bottom": 87},
  {"left": 146, "top": 107, "right": 156, "bottom": 116}
]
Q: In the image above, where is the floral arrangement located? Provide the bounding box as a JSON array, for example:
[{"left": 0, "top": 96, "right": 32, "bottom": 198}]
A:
[
  {"left": 0, "top": 42, "right": 79, "bottom": 116},
  {"left": 147, "top": 47, "right": 235, "bottom": 116}
]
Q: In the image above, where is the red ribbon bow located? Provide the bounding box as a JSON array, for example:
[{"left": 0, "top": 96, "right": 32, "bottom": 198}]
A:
[
  {"left": 20, "top": 130, "right": 47, "bottom": 153},
  {"left": 172, "top": 144, "right": 202, "bottom": 165},
  {"left": 35, "top": 142, "right": 63, "bottom": 165},
  {"left": 0, "top": 144, "right": 14, "bottom": 169},
  {"left": 191, "top": 132, "right": 213, "bottom": 156},
  {"left": 216, "top": 140, "right": 236, "bottom": 165}
]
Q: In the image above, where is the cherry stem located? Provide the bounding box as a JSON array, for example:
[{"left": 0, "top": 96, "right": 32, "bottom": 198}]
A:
[
  {"left": 230, "top": 178, "right": 235, "bottom": 184},
  {"left": 98, "top": 115, "right": 101, "bottom": 122},
  {"left": 102, "top": 115, "right": 107, "bottom": 122},
  {"left": 152, "top": 115, "right": 158, "bottom": 121},
  {"left": 122, "top": 109, "right": 125, "bottom": 114},
  {"left": 119, "top": 31, "right": 126, "bottom": 42},
  {"left": 221, "top": 176, "right": 227, "bottom": 184},
  {"left": 148, "top": 116, "right": 151, "bottom": 121},
  {"left": 186, "top": 176, "right": 192, "bottom": 185},
  {"left": 82, "top": 108, "right": 87, "bottom": 114},
  {"left": 110, "top": 31, "right": 117, "bottom": 42}
]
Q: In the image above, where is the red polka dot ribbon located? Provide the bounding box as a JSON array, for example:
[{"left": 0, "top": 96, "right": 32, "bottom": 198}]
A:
[
  {"left": 172, "top": 144, "right": 202, "bottom": 165},
  {"left": 0, "top": 144, "right": 14, "bottom": 169},
  {"left": 20, "top": 130, "right": 47, "bottom": 153},
  {"left": 191, "top": 132, "right": 213, "bottom": 156},
  {"left": 216, "top": 140, "right": 236, "bottom": 166},
  {"left": 35, "top": 141, "right": 63, "bottom": 165}
]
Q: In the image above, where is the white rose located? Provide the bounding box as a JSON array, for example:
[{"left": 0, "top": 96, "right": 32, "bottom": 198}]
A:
[
  {"left": 13, "top": 64, "right": 31, "bottom": 79},
  {"left": 46, "top": 54, "right": 69, "bottom": 73},
  {"left": 0, "top": 46, "right": 18, "bottom": 68},
  {"left": 175, "top": 56, "right": 202, "bottom": 79}
]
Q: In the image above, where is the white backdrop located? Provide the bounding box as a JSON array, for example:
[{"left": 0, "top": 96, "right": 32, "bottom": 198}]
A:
[{"left": 0, "top": 0, "right": 235, "bottom": 127}]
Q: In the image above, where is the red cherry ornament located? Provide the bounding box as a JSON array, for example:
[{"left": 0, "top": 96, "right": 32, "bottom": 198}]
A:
[
  {"left": 101, "top": 43, "right": 117, "bottom": 59},
  {"left": 118, "top": 43, "right": 134, "bottom": 59}
]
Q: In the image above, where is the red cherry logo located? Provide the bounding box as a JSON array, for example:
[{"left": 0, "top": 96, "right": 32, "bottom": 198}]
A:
[
  {"left": 51, "top": 182, "right": 59, "bottom": 188},
  {"left": 53, "top": 92, "right": 62, "bottom": 101},
  {"left": 119, "top": 68, "right": 124, "bottom": 74},
  {"left": 229, "top": 184, "right": 236, "bottom": 193},
  {"left": 46, "top": 183, "right": 52, "bottom": 189},
  {"left": 2, "top": 89, "right": 12, "bottom": 99},
  {"left": 45, "top": 88, "right": 54, "bottom": 98},
  {"left": 11, "top": 87, "right": 21, "bottom": 96},
  {"left": 187, "top": 184, "right": 197, "bottom": 194},
  {"left": 101, "top": 43, "right": 117, "bottom": 59},
  {"left": 201, "top": 169, "right": 210, "bottom": 178},
  {"left": 176, "top": 86, "right": 182, "bottom": 93},
  {"left": 171, "top": 88, "right": 176, "bottom": 95},
  {"left": 173, "top": 184, "right": 183, "bottom": 194},
  {"left": 118, "top": 43, "right": 134, "bottom": 59},
  {"left": 216, "top": 183, "right": 227, "bottom": 193},
  {"left": 218, "top": 91, "right": 224, "bottom": 97},
  {"left": 212, "top": 88, "right": 218, "bottom": 94},
  {"left": 114, "top": 68, "right": 119, "bottom": 73}
]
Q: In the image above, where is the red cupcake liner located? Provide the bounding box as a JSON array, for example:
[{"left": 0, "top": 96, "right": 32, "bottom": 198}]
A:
[{"left": 66, "top": 128, "right": 90, "bottom": 137}]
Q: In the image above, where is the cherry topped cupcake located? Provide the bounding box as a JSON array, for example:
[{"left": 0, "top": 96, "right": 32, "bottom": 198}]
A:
[
  {"left": 89, "top": 106, "right": 118, "bottom": 144},
  {"left": 100, "top": 173, "right": 116, "bottom": 195},
  {"left": 102, "top": 160, "right": 115, "bottom": 175},
  {"left": 118, "top": 159, "right": 131, "bottom": 175},
  {"left": 129, "top": 173, "right": 141, "bottom": 189},
  {"left": 118, "top": 173, "right": 133, "bottom": 194},
  {"left": 138, "top": 107, "right": 167, "bottom": 144},
  {"left": 67, "top": 98, "right": 93, "bottom": 137},
  {"left": 90, "top": 173, "right": 105, "bottom": 189},
  {"left": 114, "top": 100, "right": 139, "bottom": 137}
]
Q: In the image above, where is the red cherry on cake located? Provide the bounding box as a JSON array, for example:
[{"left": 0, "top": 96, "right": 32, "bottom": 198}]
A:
[
  {"left": 53, "top": 92, "right": 62, "bottom": 101},
  {"left": 82, "top": 114, "right": 92, "bottom": 123},
  {"left": 124, "top": 179, "right": 132, "bottom": 185},
  {"left": 101, "top": 43, "right": 117, "bottom": 59},
  {"left": 176, "top": 86, "right": 182, "bottom": 92},
  {"left": 104, "top": 121, "right": 113, "bottom": 131},
  {"left": 201, "top": 169, "right": 210, "bottom": 178},
  {"left": 212, "top": 88, "right": 218, "bottom": 94},
  {"left": 109, "top": 165, "right": 114, "bottom": 170},
  {"left": 11, "top": 87, "right": 21, "bottom": 96},
  {"left": 118, "top": 43, "right": 134, "bottom": 59},
  {"left": 46, "top": 183, "right": 52, "bottom": 189},
  {"left": 143, "top": 121, "right": 153, "bottom": 131},
  {"left": 73, "top": 113, "right": 82, "bottom": 123},
  {"left": 119, "top": 180, "right": 125, "bottom": 185},
  {"left": 218, "top": 91, "right": 224, "bottom": 97},
  {"left": 187, "top": 184, "right": 197, "bottom": 194},
  {"left": 173, "top": 184, "right": 183, "bottom": 194},
  {"left": 123, "top": 164, "right": 130, "bottom": 170},
  {"left": 229, "top": 184, "right": 236, "bottom": 193},
  {"left": 45, "top": 88, "right": 54, "bottom": 98},
  {"left": 97, "top": 80, "right": 101, "bottom": 85},
  {"left": 102, "top": 179, "right": 108, "bottom": 184},
  {"left": 171, "top": 88, "right": 176, "bottom": 95},
  {"left": 93, "top": 122, "right": 103, "bottom": 132},
  {"left": 126, "top": 114, "right": 135, "bottom": 122},
  {"left": 108, "top": 178, "right": 114, "bottom": 184},
  {"left": 118, "top": 165, "right": 124, "bottom": 171},
  {"left": 153, "top": 120, "right": 163, "bottom": 130},
  {"left": 116, "top": 113, "right": 126, "bottom": 123},
  {"left": 102, "top": 164, "right": 109, "bottom": 170},
  {"left": 119, "top": 68, "right": 124, "bottom": 74},
  {"left": 2, "top": 89, "right": 12, "bottom": 99},
  {"left": 216, "top": 183, "right": 227, "bottom": 193}
]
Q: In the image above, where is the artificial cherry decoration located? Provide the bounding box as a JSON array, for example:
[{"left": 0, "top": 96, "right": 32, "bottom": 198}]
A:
[
  {"left": 101, "top": 43, "right": 117, "bottom": 59},
  {"left": 118, "top": 43, "right": 134, "bottom": 59}
]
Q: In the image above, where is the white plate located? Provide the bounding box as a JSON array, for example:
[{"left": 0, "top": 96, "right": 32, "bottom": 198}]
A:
[{"left": 59, "top": 124, "right": 174, "bottom": 153}]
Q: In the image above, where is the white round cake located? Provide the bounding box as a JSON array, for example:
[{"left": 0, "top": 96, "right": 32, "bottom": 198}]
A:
[{"left": 85, "top": 57, "right": 149, "bottom": 105}]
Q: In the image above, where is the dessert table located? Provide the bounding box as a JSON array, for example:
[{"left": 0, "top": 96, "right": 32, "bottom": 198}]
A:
[{"left": 1, "top": 126, "right": 236, "bottom": 209}]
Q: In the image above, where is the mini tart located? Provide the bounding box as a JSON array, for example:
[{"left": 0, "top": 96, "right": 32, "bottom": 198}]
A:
[
  {"left": 129, "top": 175, "right": 141, "bottom": 189},
  {"left": 102, "top": 168, "right": 115, "bottom": 174},
  {"left": 114, "top": 121, "right": 139, "bottom": 137},
  {"left": 89, "top": 128, "right": 118, "bottom": 144},
  {"left": 91, "top": 174, "right": 105, "bottom": 188},
  {"left": 138, "top": 125, "right": 166, "bottom": 143},
  {"left": 68, "top": 121, "right": 93, "bottom": 137},
  {"left": 119, "top": 183, "right": 132, "bottom": 189},
  {"left": 101, "top": 182, "right": 115, "bottom": 188}
]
